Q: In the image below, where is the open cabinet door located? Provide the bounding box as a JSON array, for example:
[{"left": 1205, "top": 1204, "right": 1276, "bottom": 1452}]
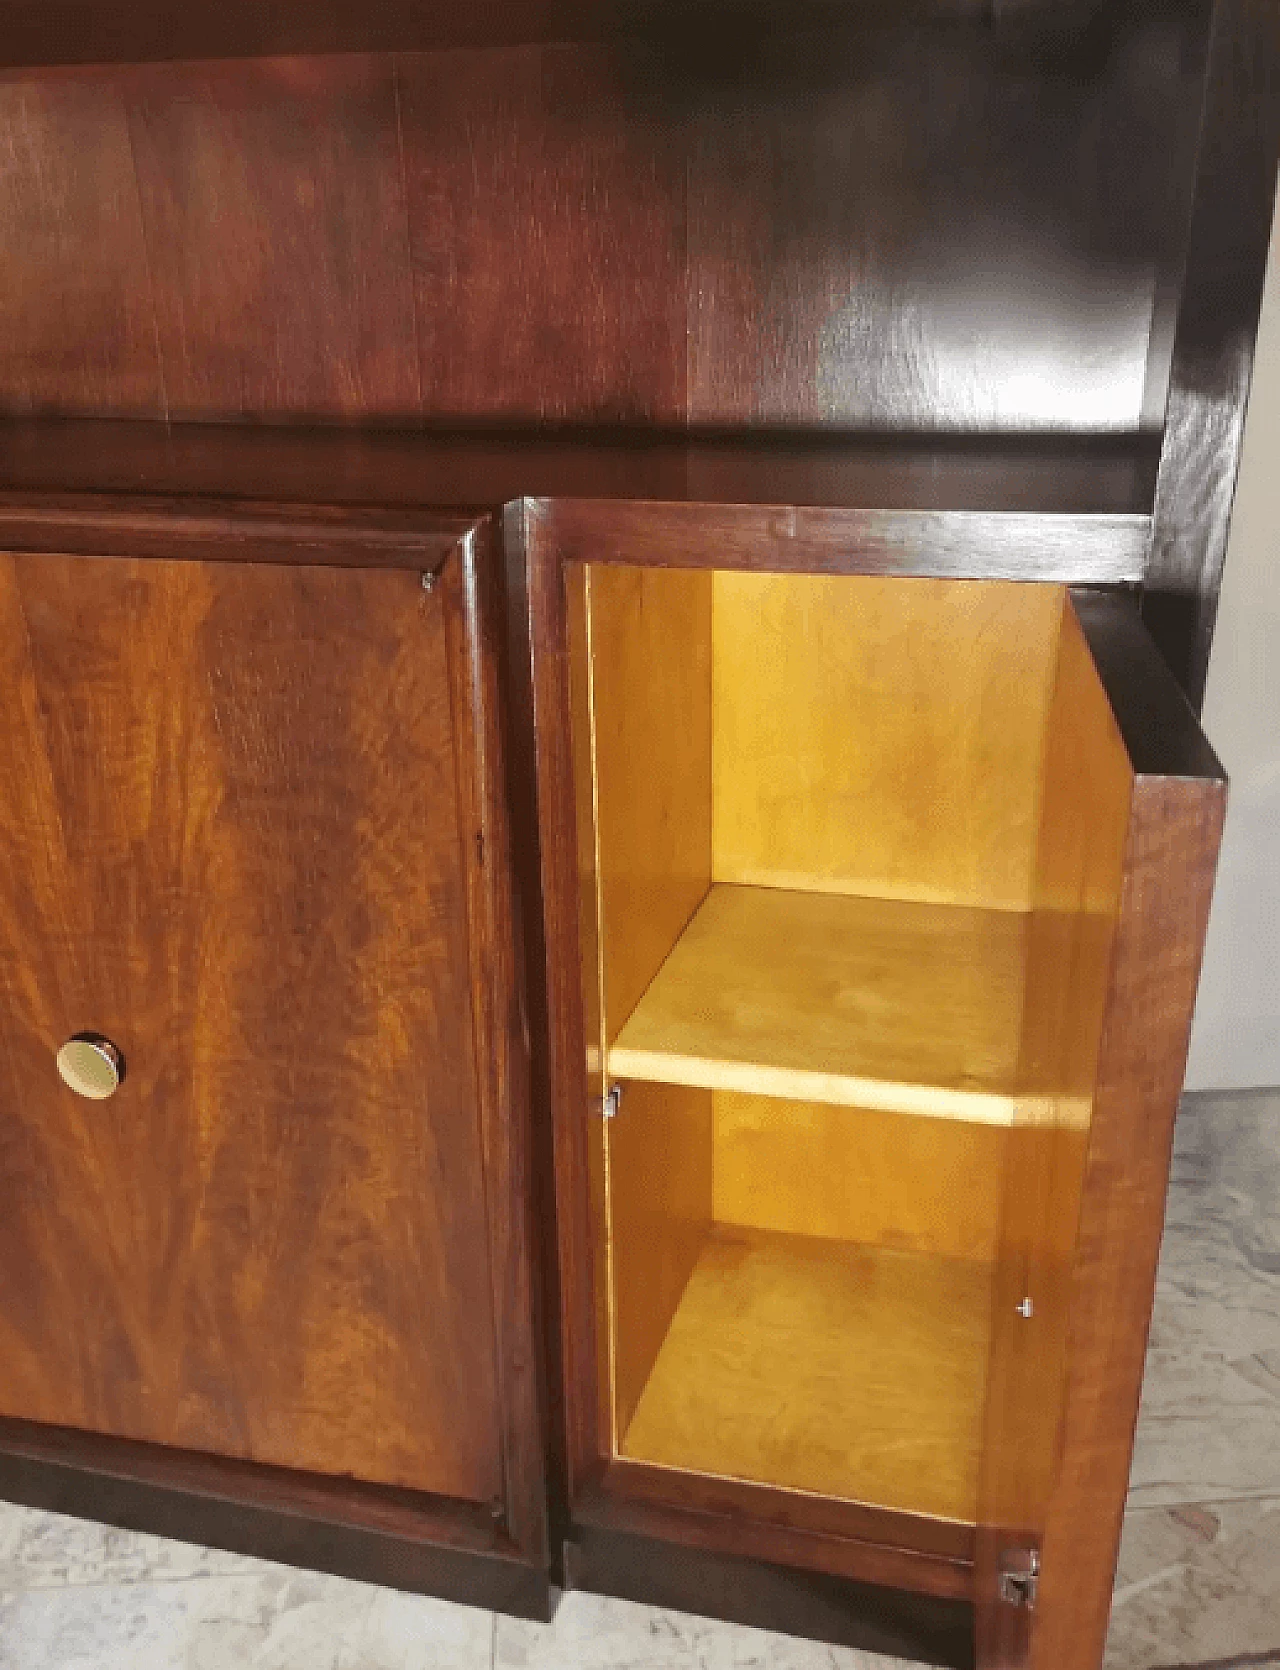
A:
[{"left": 975, "top": 592, "right": 1226, "bottom": 1670}]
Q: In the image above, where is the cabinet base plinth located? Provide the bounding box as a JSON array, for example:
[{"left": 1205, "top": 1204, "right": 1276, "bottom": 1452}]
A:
[
  {"left": 563, "top": 1523, "right": 974, "bottom": 1669},
  {"left": 0, "top": 1416, "right": 552, "bottom": 1623}
]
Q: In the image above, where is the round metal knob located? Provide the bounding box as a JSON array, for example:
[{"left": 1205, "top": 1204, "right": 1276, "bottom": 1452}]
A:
[{"left": 56, "top": 1035, "right": 124, "bottom": 1100}]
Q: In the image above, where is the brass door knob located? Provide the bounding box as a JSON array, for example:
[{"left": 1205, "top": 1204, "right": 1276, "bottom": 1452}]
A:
[{"left": 56, "top": 1035, "right": 124, "bottom": 1100}]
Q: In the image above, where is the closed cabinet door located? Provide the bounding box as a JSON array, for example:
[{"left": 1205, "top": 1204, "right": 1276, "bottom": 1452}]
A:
[{"left": 0, "top": 538, "right": 538, "bottom": 1532}]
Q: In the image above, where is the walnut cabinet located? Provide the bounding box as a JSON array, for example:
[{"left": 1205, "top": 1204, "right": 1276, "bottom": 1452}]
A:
[{"left": 0, "top": 1, "right": 1274, "bottom": 1667}]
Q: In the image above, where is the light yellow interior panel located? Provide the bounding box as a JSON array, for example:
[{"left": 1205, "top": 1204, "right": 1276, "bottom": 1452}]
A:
[
  {"left": 711, "top": 573, "right": 1063, "bottom": 908},
  {"left": 713, "top": 1091, "right": 1007, "bottom": 1263},
  {"left": 586, "top": 563, "right": 713, "bottom": 1046}
]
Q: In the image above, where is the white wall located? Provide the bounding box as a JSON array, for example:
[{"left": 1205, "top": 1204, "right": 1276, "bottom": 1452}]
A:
[{"left": 1185, "top": 199, "right": 1280, "bottom": 1091}]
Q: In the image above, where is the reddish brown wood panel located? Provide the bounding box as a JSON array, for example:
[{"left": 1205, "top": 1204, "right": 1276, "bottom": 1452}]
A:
[
  {"left": 397, "top": 44, "right": 686, "bottom": 425},
  {"left": 124, "top": 56, "right": 420, "bottom": 421},
  {"left": 975, "top": 597, "right": 1226, "bottom": 1670},
  {"left": 0, "top": 74, "right": 164, "bottom": 417},
  {"left": 0, "top": 550, "right": 504, "bottom": 1504},
  {"left": 686, "top": 14, "right": 1194, "bottom": 430},
  {"left": 981, "top": 778, "right": 1224, "bottom": 1670}
]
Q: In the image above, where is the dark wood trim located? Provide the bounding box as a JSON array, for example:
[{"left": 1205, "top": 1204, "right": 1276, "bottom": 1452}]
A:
[
  {"left": 0, "top": 418, "right": 1155, "bottom": 520},
  {"left": 442, "top": 517, "right": 549, "bottom": 1571},
  {"left": 0, "top": 1415, "right": 552, "bottom": 1620},
  {"left": 499, "top": 498, "right": 574, "bottom": 1567},
  {"left": 974, "top": 607, "right": 1227, "bottom": 1668},
  {"left": 0, "top": 0, "right": 1101, "bottom": 72},
  {"left": 565, "top": 1522, "right": 975, "bottom": 1670},
  {"left": 518, "top": 502, "right": 605, "bottom": 1504},
  {"left": 0, "top": 491, "right": 473, "bottom": 570},
  {"left": 1143, "top": 0, "right": 1280, "bottom": 707},
  {"left": 543, "top": 501, "right": 1149, "bottom": 585},
  {"left": 1071, "top": 589, "right": 1227, "bottom": 781},
  {"left": 601, "top": 1458, "right": 973, "bottom": 1568},
  {"left": 577, "top": 1464, "right": 973, "bottom": 1601}
]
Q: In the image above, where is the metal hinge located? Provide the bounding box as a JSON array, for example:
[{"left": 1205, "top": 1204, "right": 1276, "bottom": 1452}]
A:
[
  {"left": 998, "top": 1547, "right": 1040, "bottom": 1610},
  {"left": 601, "top": 1084, "right": 622, "bottom": 1120}
]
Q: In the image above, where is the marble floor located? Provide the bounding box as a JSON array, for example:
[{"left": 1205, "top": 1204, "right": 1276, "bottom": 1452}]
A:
[{"left": 0, "top": 1089, "right": 1276, "bottom": 1670}]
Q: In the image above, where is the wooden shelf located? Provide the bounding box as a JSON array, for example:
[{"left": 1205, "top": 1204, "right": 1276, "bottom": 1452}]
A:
[
  {"left": 608, "top": 883, "right": 1030, "bottom": 1124},
  {"left": 0, "top": 419, "right": 1155, "bottom": 515},
  {"left": 0, "top": 420, "right": 1154, "bottom": 583},
  {"left": 620, "top": 1225, "right": 991, "bottom": 1524}
]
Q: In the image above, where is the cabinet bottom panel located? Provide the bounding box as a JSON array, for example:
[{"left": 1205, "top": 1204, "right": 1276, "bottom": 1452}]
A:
[
  {"left": 619, "top": 1224, "right": 991, "bottom": 1525},
  {"left": 0, "top": 1416, "right": 551, "bottom": 1622},
  {"left": 564, "top": 1522, "right": 973, "bottom": 1669}
]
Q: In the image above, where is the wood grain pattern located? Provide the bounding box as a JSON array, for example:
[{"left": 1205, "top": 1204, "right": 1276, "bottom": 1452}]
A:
[
  {"left": 0, "top": 493, "right": 473, "bottom": 569},
  {"left": 712, "top": 1092, "right": 1006, "bottom": 1263},
  {"left": 711, "top": 573, "right": 1060, "bottom": 907},
  {"left": 546, "top": 501, "right": 1148, "bottom": 587},
  {"left": 0, "top": 550, "right": 502, "bottom": 1502},
  {"left": 399, "top": 44, "right": 685, "bottom": 426},
  {"left": 607, "top": 1080, "right": 712, "bottom": 1438},
  {"left": 441, "top": 519, "right": 549, "bottom": 1565},
  {"left": 582, "top": 561, "right": 712, "bottom": 1045},
  {"left": 0, "top": 420, "right": 1159, "bottom": 519},
  {"left": 686, "top": 12, "right": 1192, "bottom": 431},
  {"left": 1143, "top": 0, "right": 1280, "bottom": 707},
  {"left": 0, "top": 75, "right": 163, "bottom": 417},
  {"left": 609, "top": 884, "right": 1030, "bottom": 1122},
  {"left": 979, "top": 600, "right": 1226, "bottom": 1670},
  {"left": 125, "top": 56, "right": 420, "bottom": 421},
  {"left": 620, "top": 1226, "right": 993, "bottom": 1525},
  {"left": 976, "top": 599, "right": 1133, "bottom": 1670}
]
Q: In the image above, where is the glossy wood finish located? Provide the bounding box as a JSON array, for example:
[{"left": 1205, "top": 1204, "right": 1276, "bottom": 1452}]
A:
[
  {"left": 0, "top": 1415, "right": 552, "bottom": 1619},
  {"left": 975, "top": 594, "right": 1226, "bottom": 1668},
  {"left": 0, "top": 547, "right": 500, "bottom": 1497},
  {"left": 0, "top": 493, "right": 474, "bottom": 569},
  {"left": 127, "top": 57, "right": 420, "bottom": 422},
  {"left": 0, "top": 78, "right": 162, "bottom": 415},
  {"left": 1145, "top": 0, "right": 1280, "bottom": 707},
  {"left": 0, "top": 9, "right": 1199, "bottom": 438},
  {"left": 0, "top": 0, "right": 1263, "bottom": 1652},
  {"left": 0, "top": 422, "right": 1159, "bottom": 518},
  {"left": 543, "top": 500, "right": 1148, "bottom": 586}
]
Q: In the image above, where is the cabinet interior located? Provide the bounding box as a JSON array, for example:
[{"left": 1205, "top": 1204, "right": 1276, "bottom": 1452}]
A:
[{"left": 571, "top": 566, "right": 1134, "bottom": 1529}]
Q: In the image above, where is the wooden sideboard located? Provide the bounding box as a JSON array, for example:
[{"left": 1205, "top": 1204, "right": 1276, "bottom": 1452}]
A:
[{"left": 0, "top": 3, "right": 1274, "bottom": 1667}]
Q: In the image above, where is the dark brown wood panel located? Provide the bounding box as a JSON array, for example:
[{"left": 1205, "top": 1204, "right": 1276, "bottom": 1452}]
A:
[
  {"left": 0, "top": 419, "right": 1159, "bottom": 517},
  {"left": 125, "top": 56, "right": 420, "bottom": 421},
  {"left": 686, "top": 9, "right": 1197, "bottom": 430},
  {"left": 1143, "top": 0, "right": 1280, "bottom": 707},
  {"left": 0, "top": 74, "right": 164, "bottom": 417},
  {"left": 0, "top": 550, "right": 503, "bottom": 1504},
  {"left": 0, "top": 0, "right": 991, "bottom": 70},
  {"left": 398, "top": 44, "right": 686, "bottom": 425}
]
